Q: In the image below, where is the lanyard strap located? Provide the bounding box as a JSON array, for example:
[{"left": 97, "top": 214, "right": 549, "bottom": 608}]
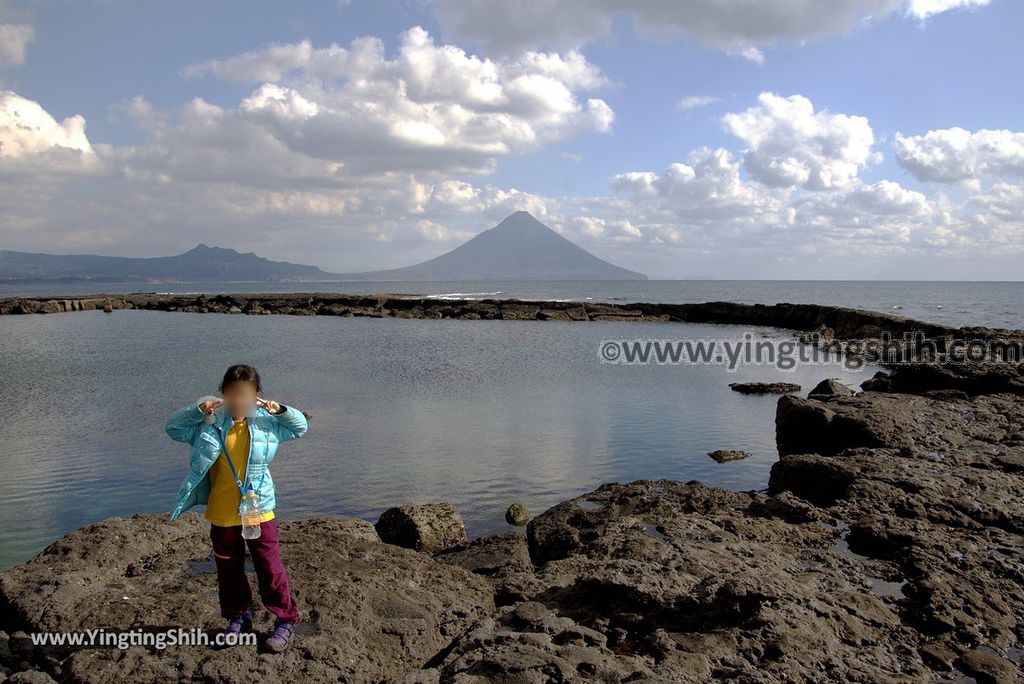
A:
[{"left": 214, "top": 421, "right": 266, "bottom": 495}]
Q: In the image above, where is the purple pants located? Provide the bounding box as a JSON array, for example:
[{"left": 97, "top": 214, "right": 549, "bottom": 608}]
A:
[{"left": 209, "top": 518, "right": 300, "bottom": 623}]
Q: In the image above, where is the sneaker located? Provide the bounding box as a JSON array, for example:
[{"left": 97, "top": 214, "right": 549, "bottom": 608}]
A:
[
  {"left": 263, "top": 619, "right": 295, "bottom": 653},
  {"left": 222, "top": 609, "right": 253, "bottom": 644}
]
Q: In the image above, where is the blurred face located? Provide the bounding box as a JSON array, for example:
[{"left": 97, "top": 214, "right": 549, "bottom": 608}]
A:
[{"left": 222, "top": 381, "right": 259, "bottom": 419}]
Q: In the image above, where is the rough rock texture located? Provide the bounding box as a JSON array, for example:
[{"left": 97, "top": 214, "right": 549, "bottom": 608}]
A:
[
  {"left": 505, "top": 502, "right": 530, "bottom": 526},
  {"left": 807, "top": 378, "right": 855, "bottom": 397},
  {"left": 512, "top": 480, "right": 935, "bottom": 682},
  {"left": 401, "top": 601, "right": 657, "bottom": 683},
  {"left": 729, "top": 382, "right": 801, "bottom": 395},
  {"left": 707, "top": 449, "right": 751, "bottom": 463},
  {"left": 376, "top": 502, "right": 468, "bottom": 553},
  {"left": 770, "top": 381, "right": 1024, "bottom": 683},
  {"left": 860, "top": 362, "right": 1024, "bottom": 397},
  {"left": 0, "top": 515, "right": 493, "bottom": 683}
]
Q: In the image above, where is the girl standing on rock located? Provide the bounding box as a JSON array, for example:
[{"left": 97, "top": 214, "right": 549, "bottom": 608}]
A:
[{"left": 164, "top": 364, "right": 308, "bottom": 653}]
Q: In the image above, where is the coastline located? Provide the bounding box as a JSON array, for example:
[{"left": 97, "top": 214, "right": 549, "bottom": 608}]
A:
[
  {"left": 0, "top": 295, "right": 1022, "bottom": 682},
  {"left": 1, "top": 290, "right": 1020, "bottom": 337}
]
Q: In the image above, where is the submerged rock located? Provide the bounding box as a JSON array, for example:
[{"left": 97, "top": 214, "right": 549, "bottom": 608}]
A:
[
  {"left": 505, "top": 502, "right": 530, "bottom": 526},
  {"left": 729, "top": 381, "right": 801, "bottom": 395},
  {"left": 707, "top": 449, "right": 751, "bottom": 463}
]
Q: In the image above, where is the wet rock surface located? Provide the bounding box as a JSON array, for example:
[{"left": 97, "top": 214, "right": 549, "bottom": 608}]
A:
[
  {"left": 728, "top": 382, "right": 802, "bottom": 395},
  {"left": 707, "top": 449, "right": 752, "bottom": 463},
  {"left": 2, "top": 295, "right": 1023, "bottom": 682}
]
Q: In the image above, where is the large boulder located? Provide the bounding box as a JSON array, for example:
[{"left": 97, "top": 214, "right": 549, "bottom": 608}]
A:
[{"left": 375, "top": 502, "right": 468, "bottom": 553}]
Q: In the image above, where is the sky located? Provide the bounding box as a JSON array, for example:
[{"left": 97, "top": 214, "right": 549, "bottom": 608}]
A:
[{"left": 0, "top": 0, "right": 1022, "bottom": 279}]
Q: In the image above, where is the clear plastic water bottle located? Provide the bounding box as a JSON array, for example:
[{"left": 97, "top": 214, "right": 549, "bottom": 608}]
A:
[{"left": 239, "top": 487, "right": 262, "bottom": 539}]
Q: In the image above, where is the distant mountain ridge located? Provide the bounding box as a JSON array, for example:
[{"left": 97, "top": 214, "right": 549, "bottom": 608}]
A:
[
  {"left": 0, "top": 211, "right": 646, "bottom": 283},
  {"left": 0, "top": 244, "right": 332, "bottom": 283}
]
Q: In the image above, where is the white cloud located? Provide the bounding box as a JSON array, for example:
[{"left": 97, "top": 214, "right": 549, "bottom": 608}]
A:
[
  {"left": 564, "top": 94, "right": 1007, "bottom": 260},
  {"left": 0, "top": 22, "right": 33, "bottom": 66},
  {"left": 905, "top": 0, "right": 991, "bottom": 20},
  {"left": 894, "top": 127, "right": 1024, "bottom": 182},
  {"left": 731, "top": 45, "right": 765, "bottom": 64},
  {"left": 954, "top": 181, "right": 1024, "bottom": 248},
  {"left": 786, "top": 180, "right": 947, "bottom": 249},
  {"left": 165, "top": 26, "right": 614, "bottom": 181},
  {"left": 414, "top": 218, "right": 476, "bottom": 242},
  {"left": 571, "top": 216, "right": 643, "bottom": 241},
  {"left": 610, "top": 146, "right": 788, "bottom": 235},
  {"left": 182, "top": 39, "right": 314, "bottom": 82},
  {"left": 240, "top": 84, "right": 320, "bottom": 120},
  {"left": 723, "top": 92, "right": 879, "bottom": 190},
  {"left": 0, "top": 90, "right": 100, "bottom": 175},
  {"left": 676, "top": 95, "right": 720, "bottom": 111}
]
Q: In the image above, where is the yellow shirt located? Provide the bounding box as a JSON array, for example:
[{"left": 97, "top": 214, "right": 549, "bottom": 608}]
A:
[{"left": 205, "top": 417, "right": 275, "bottom": 527}]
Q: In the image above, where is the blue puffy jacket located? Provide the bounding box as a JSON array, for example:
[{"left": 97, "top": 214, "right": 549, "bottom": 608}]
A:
[{"left": 165, "top": 397, "right": 308, "bottom": 521}]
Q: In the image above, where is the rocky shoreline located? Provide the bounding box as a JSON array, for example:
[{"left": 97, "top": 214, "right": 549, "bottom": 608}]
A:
[
  {"left": 0, "top": 291, "right": 1014, "bottom": 339},
  {"left": 1, "top": 295, "right": 1023, "bottom": 682}
]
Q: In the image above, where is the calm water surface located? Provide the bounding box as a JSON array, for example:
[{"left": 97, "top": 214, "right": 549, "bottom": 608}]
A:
[{"left": 0, "top": 309, "right": 877, "bottom": 569}]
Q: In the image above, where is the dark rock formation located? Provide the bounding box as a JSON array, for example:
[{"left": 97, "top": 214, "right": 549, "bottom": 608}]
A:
[
  {"left": 504, "top": 502, "right": 530, "bottom": 526},
  {"left": 729, "top": 382, "right": 801, "bottom": 395},
  {"left": 707, "top": 449, "right": 751, "bottom": 463},
  {"left": 768, "top": 383, "right": 1024, "bottom": 683},
  {"left": 0, "top": 291, "right": 1020, "bottom": 342},
  {"left": 402, "top": 601, "right": 655, "bottom": 682},
  {"left": 807, "top": 378, "right": 855, "bottom": 397},
  {"left": 433, "top": 533, "right": 533, "bottom": 583},
  {"left": 375, "top": 502, "right": 468, "bottom": 553}
]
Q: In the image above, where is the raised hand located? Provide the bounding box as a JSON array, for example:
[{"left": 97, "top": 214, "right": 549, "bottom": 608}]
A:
[
  {"left": 199, "top": 398, "right": 224, "bottom": 414},
  {"left": 256, "top": 397, "right": 282, "bottom": 414}
]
